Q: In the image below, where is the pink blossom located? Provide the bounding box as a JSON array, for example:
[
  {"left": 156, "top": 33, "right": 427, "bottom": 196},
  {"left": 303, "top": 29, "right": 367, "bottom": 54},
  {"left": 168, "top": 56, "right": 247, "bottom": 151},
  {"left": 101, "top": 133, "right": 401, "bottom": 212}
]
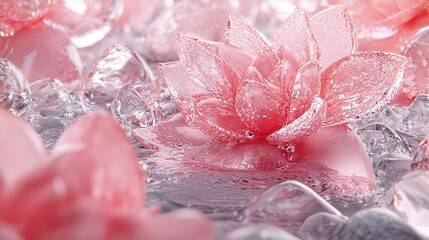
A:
[
  {"left": 159, "top": 5, "right": 406, "bottom": 144},
  {"left": 134, "top": 6, "right": 404, "bottom": 182},
  {"left": 0, "top": 110, "right": 213, "bottom": 240}
]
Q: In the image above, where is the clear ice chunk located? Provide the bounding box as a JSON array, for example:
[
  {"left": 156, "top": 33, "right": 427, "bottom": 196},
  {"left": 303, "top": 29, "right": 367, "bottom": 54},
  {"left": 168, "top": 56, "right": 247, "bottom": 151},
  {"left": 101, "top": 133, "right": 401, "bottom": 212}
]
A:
[
  {"left": 386, "top": 169, "right": 429, "bottom": 238},
  {"left": 247, "top": 180, "right": 345, "bottom": 232},
  {"left": 80, "top": 44, "right": 156, "bottom": 110},
  {"left": 0, "top": 58, "right": 32, "bottom": 116},
  {"left": 44, "top": 0, "right": 123, "bottom": 48},
  {"left": 356, "top": 123, "right": 413, "bottom": 189},
  {"left": 299, "top": 212, "right": 346, "bottom": 240},
  {"left": 336, "top": 208, "right": 419, "bottom": 240},
  {"left": 412, "top": 137, "right": 429, "bottom": 170},
  {"left": 27, "top": 78, "right": 89, "bottom": 149},
  {"left": 110, "top": 84, "right": 163, "bottom": 135},
  {"left": 226, "top": 224, "right": 301, "bottom": 240}
]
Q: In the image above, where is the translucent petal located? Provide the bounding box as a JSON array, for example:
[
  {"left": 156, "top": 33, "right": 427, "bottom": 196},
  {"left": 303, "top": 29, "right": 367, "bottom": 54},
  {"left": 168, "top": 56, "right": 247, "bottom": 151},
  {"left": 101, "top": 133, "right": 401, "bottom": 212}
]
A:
[
  {"left": 267, "top": 97, "right": 326, "bottom": 144},
  {"left": 235, "top": 80, "right": 284, "bottom": 135},
  {"left": 226, "top": 16, "right": 271, "bottom": 58},
  {"left": 272, "top": 8, "right": 319, "bottom": 66},
  {"left": 177, "top": 35, "right": 234, "bottom": 99},
  {"left": 310, "top": 5, "right": 357, "bottom": 71},
  {"left": 321, "top": 51, "right": 407, "bottom": 125}
]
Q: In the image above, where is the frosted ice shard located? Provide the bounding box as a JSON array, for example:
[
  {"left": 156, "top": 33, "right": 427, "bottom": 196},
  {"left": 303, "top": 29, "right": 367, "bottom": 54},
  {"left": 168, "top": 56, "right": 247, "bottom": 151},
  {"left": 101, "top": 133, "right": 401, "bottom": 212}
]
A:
[
  {"left": 336, "top": 208, "right": 419, "bottom": 240},
  {"left": 412, "top": 137, "right": 429, "bottom": 170},
  {"left": 0, "top": 0, "right": 54, "bottom": 36},
  {"left": 247, "top": 180, "right": 344, "bottom": 231},
  {"left": 395, "top": 27, "right": 429, "bottom": 103},
  {"left": 386, "top": 170, "right": 429, "bottom": 238},
  {"left": 299, "top": 212, "right": 346, "bottom": 240},
  {"left": 0, "top": 58, "right": 32, "bottom": 116},
  {"left": 27, "top": 78, "right": 88, "bottom": 149},
  {"left": 80, "top": 44, "right": 155, "bottom": 110},
  {"left": 110, "top": 84, "right": 163, "bottom": 135},
  {"left": 0, "top": 23, "right": 82, "bottom": 83},
  {"left": 44, "top": 0, "right": 123, "bottom": 48},
  {"left": 356, "top": 123, "right": 413, "bottom": 189},
  {"left": 226, "top": 224, "right": 300, "bottom": 240}
]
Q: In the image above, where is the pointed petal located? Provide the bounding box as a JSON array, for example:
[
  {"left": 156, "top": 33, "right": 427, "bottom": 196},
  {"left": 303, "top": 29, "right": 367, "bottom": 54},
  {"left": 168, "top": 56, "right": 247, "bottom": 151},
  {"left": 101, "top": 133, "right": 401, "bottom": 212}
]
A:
[
  {"left": 235, "top": 80, "right": 284, "bottom": 135},
  {"left": 193, "top": 96, "right": 250, "bottom": 142},
  {"left": 267, "top": 59, "right": 297, "bottom": 106},
  {"left": 273, "top": 8, "right": 319, "bottom": 66},
  {"left": 321, "top": 52, "right": 407, "bottom": 125},
  {"left": 226, "top": 16, "right": 271, "bottom": 58},
  {"left": 0, "top": 110, "right": 46, "bottom": 187},
  {"left": 219, "top": 44, "right": 253, "bottom": 81},
  {"left": 54, "top": 111, "right": 146, "bottom": 209},
  {"left": 177, "top": 35, "right": 234, "bottom": 99},
  {"left": 288, "top": 61, "right": 321, "bottom": 123},
  {"left": 133, "top": 113, "right": 211, "bottom": 150},
  {"left": 310, "top": 5, "right": 357, "bottom": 71},
  {"left": 267, "top": 97, "right": 326, "bottom": 144},
  {"left": 159, "top": 61, "right": 208, "bottom": 115}
]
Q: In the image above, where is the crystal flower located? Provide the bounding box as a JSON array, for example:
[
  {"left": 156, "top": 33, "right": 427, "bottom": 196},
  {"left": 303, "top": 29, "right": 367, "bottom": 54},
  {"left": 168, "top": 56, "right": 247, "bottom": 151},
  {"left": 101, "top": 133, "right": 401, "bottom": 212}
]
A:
[
  {"left": 159, "top": 5, "right": 406, "bottom": 144},
  {"left": 0, "top": 110, "right": 213, "bottom": 240},
  {"left": 135, "top": 6, "right": 405, "bottom": 181}
]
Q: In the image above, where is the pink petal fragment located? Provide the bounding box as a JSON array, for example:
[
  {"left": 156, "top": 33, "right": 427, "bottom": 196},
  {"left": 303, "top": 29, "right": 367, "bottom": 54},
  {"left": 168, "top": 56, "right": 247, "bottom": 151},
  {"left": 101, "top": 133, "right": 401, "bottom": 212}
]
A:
[
  {"left": 273, "top": 8, "right": 319, "bottom": 66},
  {"left": 193, "top": 97, "right": 250, "bottom": 142},
  {"left": 177, "top": 35, "right": 234, "bottom": 99},
  {"left": 219, "top": 44, "right": 253, "bottom": 81},
  {"left": 0, "top": 23, "right": 82, "bottom": 83},
  {"left": 297, "top": 125, "right": 375, "bottom": 181},
  {"left": 54, "top": 111, "right": 145, "bottom": 209},
  {"left": 133, "top": 113, "right": 211, "bottom": 151},
  {"left": 0, "top": 110, "right": 46, "bottom": 187},
  {"left": 226, "top": 16, "right": 271, "bottom": 58},
  {"left": 310, "top": 5, "right": 357, "bottom": 71},
  {"left": 288, "top": 61, "right": 321, "bottom": 123},
  {"left": 267, "top": 97, "right": 326, "bottom": 145},
  {"left": 235, "top": 80, "right": 284, "bottom": 135},
  {"left": 140, "top": 209, "right": 214, "bottom": 240},
  {"left": 321, "top": 51, "right": 407, "bottom": 125}
]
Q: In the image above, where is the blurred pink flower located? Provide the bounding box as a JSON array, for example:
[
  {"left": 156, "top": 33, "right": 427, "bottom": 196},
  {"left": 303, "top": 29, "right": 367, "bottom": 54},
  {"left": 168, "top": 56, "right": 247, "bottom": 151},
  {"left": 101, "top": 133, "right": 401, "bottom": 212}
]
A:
[{"left": 0, "top": 110, "right": 213, "bottom": 240}]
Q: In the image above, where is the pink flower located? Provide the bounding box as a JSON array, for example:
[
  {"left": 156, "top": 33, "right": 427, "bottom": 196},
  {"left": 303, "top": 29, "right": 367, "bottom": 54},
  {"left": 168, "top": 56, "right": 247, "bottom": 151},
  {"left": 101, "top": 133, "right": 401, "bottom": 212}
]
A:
[
  {"left": 0, "top": 110, "right": 213, "bottom": 240},
  {"left": 158, "top": 6, "right": 406, "bottom": 145},
  {"left": 134, "top": 6, "right": 404, "bottom": 184}
]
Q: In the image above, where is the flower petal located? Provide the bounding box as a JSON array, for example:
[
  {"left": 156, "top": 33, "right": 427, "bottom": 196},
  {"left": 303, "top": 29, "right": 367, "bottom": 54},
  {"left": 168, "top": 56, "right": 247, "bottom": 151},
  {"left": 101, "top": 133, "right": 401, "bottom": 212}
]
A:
[
  {"left": 321, "top": 52, "right": 407, "bottom": 125},
  {"left": 310, "top": 5, "right": 357, "bottom": 71},
  {"left": 273, "top": 8, "right": 319, "bottom": 66},
  {"left": 296, "top": 125, "right": 375, "bottom": 181},
  {"left": 267, "top": 58, "right": 297, "bottom": 106},
  {"left": 218, "top": 43, "right": 253, "bottom": 81},
  {"left": 288, "top": 61, "right": 321, "bottom": 123},
  {"left": 225, "top": 16, "right": 271, "bottom": 58},
  {"left": 0, "top": 110, "right": 46, "bottom": 187},
  {"left": 267, "top": 97, "right": 326, "bottom": 145},
  {"left": 235, "top": 80, "right": 284, "bottom": 135},
  {"left": 192, "top": 96, "right": 250, "bottom": 142},
  {"left": 177, "top": 35, "right": 234, "bottom": 99},
  {"left": 250, "top": 47, "right": 280, "bottom": 79},
  {"left": 159, "top": 61, "right": 207, "bottom": 114},
  {"left": 133, "top": 113, "right": 211, "bottom": 151},
  {"left": 54, "top": 111, "right": 145, "bottom": 209}
]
